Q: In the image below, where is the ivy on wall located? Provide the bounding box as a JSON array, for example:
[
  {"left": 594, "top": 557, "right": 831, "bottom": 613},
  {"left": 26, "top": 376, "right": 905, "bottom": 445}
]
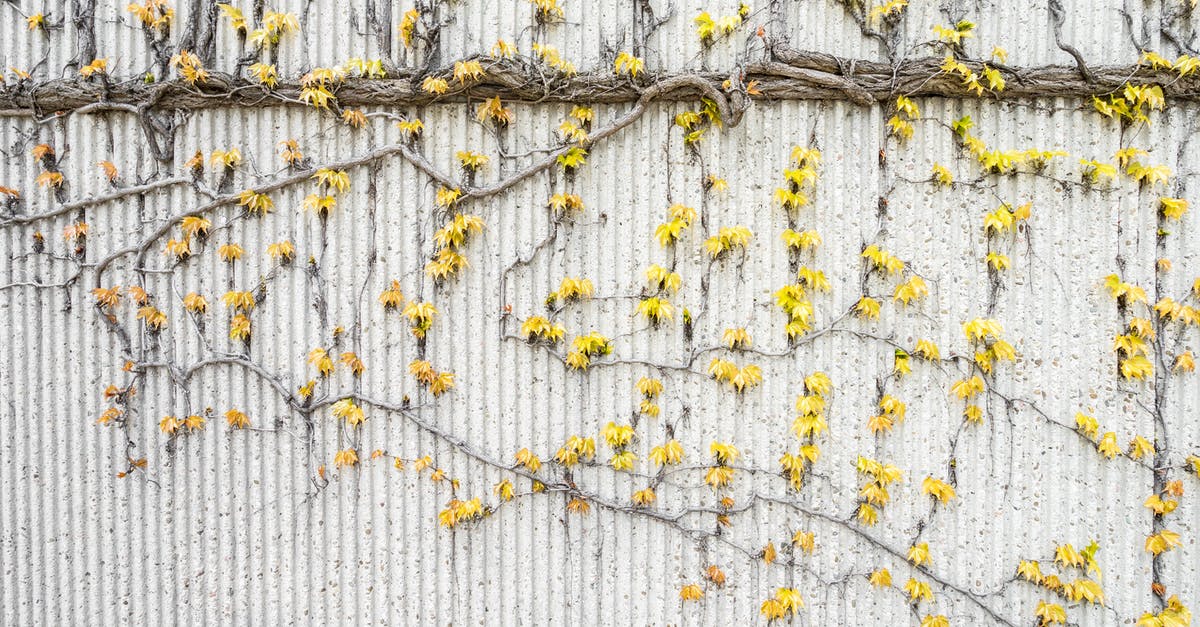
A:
[{"left": 2, "top": 0, "right": 1200, "bottom": 625}]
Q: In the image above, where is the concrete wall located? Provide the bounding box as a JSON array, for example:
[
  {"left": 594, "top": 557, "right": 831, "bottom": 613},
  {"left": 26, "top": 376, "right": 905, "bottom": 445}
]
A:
[{"left": 1, "top": 1, "right": 1198, "bottom": 625}]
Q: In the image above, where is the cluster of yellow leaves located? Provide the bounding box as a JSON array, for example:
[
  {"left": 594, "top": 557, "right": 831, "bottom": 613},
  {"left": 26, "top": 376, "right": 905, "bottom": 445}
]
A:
[
  {"left": 182, "top": 292, "right": 208, "bottom": 314},
  {"left": 907, "top": 542, "right": 932, "bottom": 567},
  {"left": 721, "top": 327, "right": 751, "bottom": 349},
  {"left": 299, "top": 66, "right": 346, "bottom": 109},
  {"left": 545, "top": 277, "right": 593, "bottom": 307},
  {"left": 225, "top": 408, "right": 250, "bottom": 429},
  {"left": 428, "top": 213, "right": 484, "bottom": 282},
  {"left": 867, "top": 0, "right": 907, "bottom": 24},
  {"left": 781, "top": 228, "right": 821, "bottom": 253},
  {"left": 1159, "top": 197, "right": 1189, "bottom": 221},
  {"left": 982, "top": 202, "right": 1031, "bottom": 272},
  {"left": 515, "top": 447, "right": 542, "bottom": 473},
  {"left": 402, "top": 300, "right": 438, "bottom": 338},
  {"left": 791, "top": 529, "right": 815, "bottom": 555},
  {"left": 933, "top": 20, "right": 974, "bottom": 45},
  {"left": 893, "top": 275, "right": 929, "bottom": 306},
  {"left": 703, "top": 225, "right": 752, "bottom": 259},
  {"left": 127, "top": 0, "right": 173, "bottom": 30},
  {"left": 673, "top": 98, "right": 723, "bottom": 145},
  {"left": 532, "top": 43, "right": 576, "bottom": 75},
  {"left": 774, "top": 146, "right": 821, "bottom": 211},
  {"left": 708, "top": 358, "right": 762, "bottom": 393},
  {"left": 1156, "top": 296, "right": 1200, "bottom": 327},
  {"left": 983, "top": 202, "right": 1032, "bottom": 236},
  {"left": 982, "top": 147, "right": 1067, "bottom": 175},
  {"left": 553, "top": 434, "right": 596, "bottom": 467},
  {"left": 931, "top": 163, "right": 954, "bottom": 187},
  {"left": 867, "top": 393, "right": 906, "bottom": 434},
  {"left": 228, "top": 313, "right": 252, "bottom": 341},
  {"left": 679, "top": 583, "right": 704, "bottom": 601},
  {"left": 940, "top": 51, "right": 1005, "bottom": 96},
  {"left": 1095, "top": 82, "right": 1166, "bottom": 127},
  {"left": 159, "top": 413, "right": 207, "bottom": 435},
  {"left": 649, "top": 439, "right": 684, "bottom": 467},
  {"left": 438, "top": 497, "right": 485, "bottom": 527},
  {"left": 79, "top": 58, "right": 108, "bottom": 78},
  {"left": 759, "top": 588, "right": 803, "bottom": 621},
  {"left": 904, "top": 578, "right": 933, "bottom": 603},
  {"left": 558, "top": 106, "right": 593, "bottom": 145},
  {"left": 566, "top": 332, "right": 612, "bottom": 370},
  {"left": 1079, "top": 158, "right": 1118, "bottom": 185},
  {"left": 855, "top": 456, "right": 902, "bottom": 526},
  {"left": 345, "top": 57, "right": 386, "bottom": 79},
  {"left": 1110, "top": 317, "right": 1156, "bottom": 383},
  {"left": 521, "top": 315, "right": 566, "bottom": 344},
  {"left": 1035, "top": 600, "right": 1067, "bottom": 626},
  {"left": 409, "top": 359, "right": 455, "bottom": 396},
  {"left": 951, "top": 115, "right": 1067, "bottom": 175},
  {"left": 1137, "top": 595, "right": 1193, "bottom": 627},
  {"left": 1140, "top": 49, "right": 1200, "bottom": 77},
  {"left": 644, "top": 265, "right": 681, "bottom": 296},
  {"left": 900, "top": 338, "right": 940, "bottom": 372},
  {"left": 705, "top": 441, "right": 739, "bottom": 488},
  {"left": 637, "top": 377, "right": 663, "bottom": 417},
  {"left": 637, "top": 296, "right": 675, "bottom": 325},
  {"left": 922, "top": 476, "right": 956, "bottom": 504},
  {"left": 237, "top": 189, "right": 273, "bottom": 215},
  {"left": 600, "top": 422, "right": 637, "bottom": 471},
  {"left": 330, "top": 398, "right": 366, "bottom": 426},
  {"left": 398, "top": 8, "right": 420, "bottom": 48},
  {"left": 1145, "top": 529, "right": 1182, "bottom": 556},
  {"left": 249, "top": 10, "right": 299, "bottom": 49},
  {"left": 694, "top": 4, "right": 747, "bottom": 45},
  {"left": 210, "top": 147, "right": 243, "bottom": 170},
  {"left": 655, "top": 203, "right": 696, "bottom": 247},
  {"left": 455, "top": 150, "right": 489, "bottom": 173},
  {"left": 137, "top": 304, "right": 168, "bottom": 331},
  {"left": 548, "top": 192, "right": 584, "bottom": 216},
  {"left": 477, "top": 95, "right": 513, "bottom": 126},
  {"left": 1094, "top": 148, "right": 1169, "bottom": 189},
  {"left": 1103, "top": 273, "right": 1148, "bottom": 307},
  {"left": 333, "top": 448, "right": 360, "bottom": 468},
  {"left": 396, "top": 117, "right": 424, "bottom": 140},
  {"left": 1076, "top": 412, "right": 1160, "bottom": 463},
  {"left": 421, "top": 75, "right": 449, "bottom": 95},
  {"left": 340, "top": 108, "right": 367, "bottom": 129},
  {"left": 781, "top": 372, "right": 832, "bottom": 489},
  {"left": 556, "top": 146, "right": 588, "bottom": 172},
  {"left": 774, "top": 282, "right": 815, "bottom": 338},
  {"left": 164, "top": 233, "right": 192, "bottom": 257},
  {"left": 1017, "top": 541, "right": 1104, "bottom": 608},
  {"left": 266, "top": 240, "right": 295, "bottom": 262},
  {"left": 888, "top": 95, "right": 919, "bottom": 141},
  {"left": 529, "top": 0, "right": 564, "bottom": 22},
  {"left": 614, "top": 51, "right": 644, "bottom": 78},
  {"left": 862, "top": 243, "right": 905, "bottom": 276},
  {"left": 963, "top": 317, "right": 1015, "bottom": 374},
  {"left": 378, "top": 279, "right": 404, "bottom": 310}
]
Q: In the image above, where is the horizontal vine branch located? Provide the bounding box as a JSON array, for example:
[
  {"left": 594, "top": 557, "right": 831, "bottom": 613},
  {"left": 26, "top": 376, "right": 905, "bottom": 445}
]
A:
[{"left": 3, "top": 47, "right": 1200, "bottom": 115}]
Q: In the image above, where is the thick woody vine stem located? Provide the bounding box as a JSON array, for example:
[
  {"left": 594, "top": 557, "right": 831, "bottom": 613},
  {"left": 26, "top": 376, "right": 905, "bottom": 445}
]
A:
[{"left": 6, "top": 49, "right": 1200, "bottom": 116}]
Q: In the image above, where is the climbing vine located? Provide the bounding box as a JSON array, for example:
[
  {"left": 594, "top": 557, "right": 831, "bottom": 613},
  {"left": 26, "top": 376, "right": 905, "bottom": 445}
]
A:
[{"left": 2, "top": 0, "right": 1200, "bottom": 625}]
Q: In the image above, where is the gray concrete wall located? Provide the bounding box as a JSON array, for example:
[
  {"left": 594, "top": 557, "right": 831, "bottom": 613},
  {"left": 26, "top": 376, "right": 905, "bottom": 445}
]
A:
[{"left": 1, "top": 1, "right": 1198, "bottom": 625}]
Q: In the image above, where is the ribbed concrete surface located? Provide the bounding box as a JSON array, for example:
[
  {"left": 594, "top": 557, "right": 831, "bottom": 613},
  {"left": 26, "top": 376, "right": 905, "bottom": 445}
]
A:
[
  {"left": 0, "top": 0, "right": 1166, "bottom": 78},
  {"left": 2, "top": 1, "right": 1200, "bottom": 625},
  {"left": 2, "top": 97, "right": 1198, "bottom": 625}
]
